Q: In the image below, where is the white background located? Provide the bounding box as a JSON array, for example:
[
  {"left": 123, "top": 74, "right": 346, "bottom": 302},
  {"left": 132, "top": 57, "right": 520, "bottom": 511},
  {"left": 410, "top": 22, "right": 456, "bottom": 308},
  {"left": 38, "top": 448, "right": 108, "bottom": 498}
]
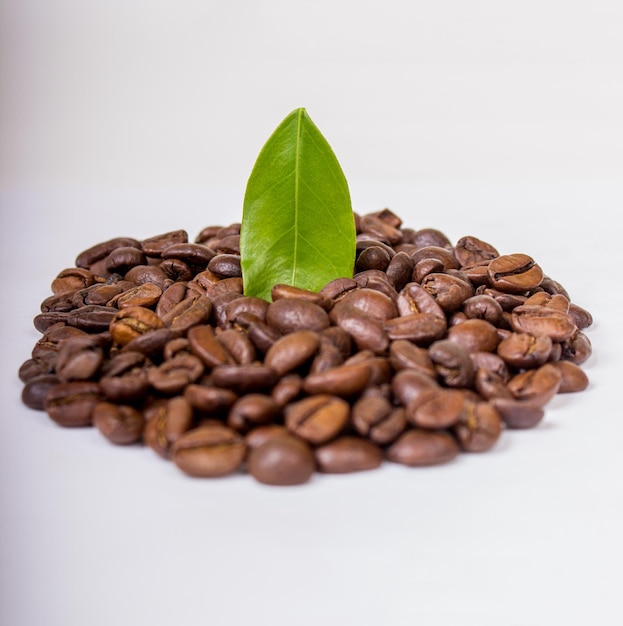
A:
[{"left": 1, "top": 2, "right": 622, "bottom": 625}]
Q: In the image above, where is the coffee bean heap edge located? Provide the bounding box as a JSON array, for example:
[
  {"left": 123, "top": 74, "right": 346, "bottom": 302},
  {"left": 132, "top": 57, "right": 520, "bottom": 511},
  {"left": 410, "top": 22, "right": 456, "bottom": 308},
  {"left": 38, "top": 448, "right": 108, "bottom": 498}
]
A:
[{"left": 19, "top": 208, "right": 593, "bottom": 485}]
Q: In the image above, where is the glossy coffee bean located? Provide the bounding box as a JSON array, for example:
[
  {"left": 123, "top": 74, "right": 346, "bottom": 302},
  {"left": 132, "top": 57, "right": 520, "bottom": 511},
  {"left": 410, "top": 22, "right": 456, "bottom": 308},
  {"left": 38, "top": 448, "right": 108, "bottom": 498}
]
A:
[
  {"left": 315, "top": 437, "right": 383, "bottom": 474},
  {"left": 93, "top": 402, "right": 145, "bottom": 445},
  {"left": 386, "top": 429, "right": 460, "bottom": 466},
  {"left": 248, "top": 434, "right": 316, "bottom": 486}
]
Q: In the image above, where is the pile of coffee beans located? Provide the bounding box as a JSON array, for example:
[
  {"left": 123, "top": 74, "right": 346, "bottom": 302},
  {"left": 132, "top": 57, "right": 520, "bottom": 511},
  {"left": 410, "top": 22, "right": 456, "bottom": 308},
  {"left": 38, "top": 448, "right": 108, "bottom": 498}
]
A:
[{"left": 19, "top": 208, "right": 593, "bottom": 485}]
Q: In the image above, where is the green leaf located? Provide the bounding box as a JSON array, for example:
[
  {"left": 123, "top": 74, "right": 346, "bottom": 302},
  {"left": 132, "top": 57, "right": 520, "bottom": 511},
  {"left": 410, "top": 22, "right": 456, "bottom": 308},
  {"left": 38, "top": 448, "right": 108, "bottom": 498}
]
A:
[{"left": 240, "top": 108, "right": 356, "bottom": 301}]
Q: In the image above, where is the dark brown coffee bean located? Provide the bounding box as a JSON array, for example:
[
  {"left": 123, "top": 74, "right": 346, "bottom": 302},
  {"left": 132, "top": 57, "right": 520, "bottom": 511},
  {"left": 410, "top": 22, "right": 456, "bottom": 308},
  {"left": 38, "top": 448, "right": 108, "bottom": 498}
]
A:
[
  {"left": 172, "top": 424, "right": 246, "bottom": 477},
  {"left": 507, "top": 363, "right": 562, "bottom": 406},
  {"left": 225, "top": 296, "right": 269, "bottom": 326},
  {"left": 568, "top": 302, "right": 593, "bottom": 330},
  {"left": 447, "top": 319, "right": 500, "bottom": 353},
  {"left": 142, "top": 229, "right": 189, "bottom": 257},
  {"left": 121, "top": 327, "right": 179, "bottom": 361},
  {"left": 264, "top": 330, "right": 320, "bottom": 376},
  {"left": 497, "top": 332, "right": 553, "bottom": 369},
  {"left": 330, "top": 303, "right": 389, "bottom": 354},
  {"left": 421, "top": 273, "right": 475, "bottom": 312},
  {"left": 207, "top": 253, "right": 242, "bottom": 279},
  {"left": 105, "top": 246, "right": 147, "bottom": 274},
  {"left": 161, "top": 242, "right": 215, "bottom": 270},
  {"left": 454, "top": 236, "right": 499, "bottom": 267},
  {"left": 270, "top": 374, "right": 303, "bottom": 407},
  {"left": 124, "top": 265, "right": 169, "bottom": 289},
  {"left": 210, "top": 363, "right": 278, "bottom": 393},
  {"left": 389, "top": 340, "right": 436, "bottom": 376},
  {"left": 490, "top": 398, "right": 545, "bottom": 429},
  {"left": 353, "top": 269, "right": 399, "bottom": 301},
  {"left": 227, "top": 394, "right": 281, "bottom": 433},
  {"left": 351, "top": 394, "right": 407, "bottom": 445},
  {"left": 511, "top": 305, "right": 577, "bottom": 342},
  {"left": 461, "top": 294, "right": 504, "bottom": 325},
  {"left": 93, "top": 402, "right": 145, "bottom": 445},
  {"left": 384, "top": 313, "right": 447, "bottom": 345},
  {"left": 309, "top": 340, "right": 345, "bottom": 374},
  {"left": 149, "top": 354, "right": 204, "bottom": 394},
  {"left": 270, "top": 284, "right": 333, "bottom": 310},
  {"left": 187, "top": 325, "right": 232, "bottom": 368},
  {"left": 406, "top": 388, "right": 465, "bottom": 429},
  {"left": 110, "top": 306, "right": 165, "bottom": 346},
  {"left": 51, "top": 268, "right": 95, "bottom": 295},
  {"left": 315, "top": 437, "right": 383, "bottom": 473},
  {"left": 215, "top": 328, "right": 257, "bottom": 365},
  {"left": 319, "top": 277, "right": 359, "bottom": 301},
  {"left": 330, "top": 288, "right": 398, "bottom": 322},
  {"left": 385, "top": 251, "right": 414, "bottom": 291},
  {"left": 143, "top": 396, "right": 194, "bottom": 458},
  {"left": 168, "top": 296, "right": 213, "bottom": 332},
  {"left": 266, "top": 298, "right": 331, "bottom": 334},
  {"left": 429, "top": 339, "right": 474, "bottom": 388},
  {"left": 474, "top": 368, "right": 514, "bottom": 400},
  {"left": 285, "top": 395, "right": 349, "bottom": 444},
  {"left": 245, "top": 425, "right": 291, "bottom": 450},
  {"left": 356, "top": 245, "right": 391, "bottom": 272},
  {"left": 359, "top": 214, "right": 402, "bottom": 245},
  {"left": 248, "top": 434, "right": 316, "bottom": 485},
  {"left": 302, "top": 362, "right": 371, "bottom": 397},
  {"left": 65, "top": 305, "right": 118, "bottom": 333},
  {"left": 155, "top": 282, "right": 188, "bottom": 318},
  {"left": 386, "top": 429, "right": 459, "bottom": 466},
  {"left": 22, "top": 374, "right": 60, "bottom": 410},
  {"left": 391, "top": 368, "right": 439, "bottom": 406},
  {"left": 75, "top": 237, "right": 142, "bottom": 268},
  {"left": 55, "top": 336, "right": 104, "bottom": 382},
  {"left": 488, "top": 253, "right": 544, "bottom": 293},
  {"left": 110, "top": 283, "right": 162, "bottom": 309},
  {"left": 184, "top": 384, "right": 238, "bottom": 413},
  {"left": 45, "top": 381, "right": 101, "bottom": 427},
  {"left": 453, "top": 400, "right": 502, "bottom": 452},
  {"left": 549, "top": 360, "right": 589, "bottom": 393},
  {"left": 560, "top": 330, "right": 592, "bottom": 365}
]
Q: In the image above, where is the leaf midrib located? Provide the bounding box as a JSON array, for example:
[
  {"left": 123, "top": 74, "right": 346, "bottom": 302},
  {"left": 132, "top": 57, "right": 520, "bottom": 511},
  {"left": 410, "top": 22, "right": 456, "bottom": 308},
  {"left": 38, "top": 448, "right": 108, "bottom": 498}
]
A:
[{"left": 292, "top": 108, "right": 303, "bottom": 286}]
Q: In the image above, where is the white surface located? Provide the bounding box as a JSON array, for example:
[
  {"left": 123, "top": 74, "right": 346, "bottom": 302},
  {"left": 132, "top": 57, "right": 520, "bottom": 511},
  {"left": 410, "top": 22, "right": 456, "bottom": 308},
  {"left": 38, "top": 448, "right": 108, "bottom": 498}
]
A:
[{"left": 1, "top": 2, "right": 623, "bottom": 626}]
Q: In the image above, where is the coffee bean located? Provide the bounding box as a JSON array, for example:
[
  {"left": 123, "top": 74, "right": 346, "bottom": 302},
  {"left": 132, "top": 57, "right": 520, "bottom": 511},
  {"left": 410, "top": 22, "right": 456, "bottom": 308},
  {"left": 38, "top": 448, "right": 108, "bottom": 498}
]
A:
[
  {"left": 315, "top": 437, "right": 383, "bottom": 473},
  {"left": 172, "top": 424, "right": 246, "bottom": 477},
  {"left": 285, "top": 395, "right": 349, "bottom": 444},
  {"left": 93, "top": 402, "right": 145, "bottom": 445},
  {"left": 386, "top": 429, "right": 459, "bottom": 466},
  {"left": 266, "top": 298, "right": 331, "bottom": 334},
  {"left": 248, "top": 434, "right": 316, "bottom": 485},
  {"left": 45, "top": 381, "right": 101, "bottom": 427},
  {"left": 264, "top": 330, "right": 320, "bottom": 377}
]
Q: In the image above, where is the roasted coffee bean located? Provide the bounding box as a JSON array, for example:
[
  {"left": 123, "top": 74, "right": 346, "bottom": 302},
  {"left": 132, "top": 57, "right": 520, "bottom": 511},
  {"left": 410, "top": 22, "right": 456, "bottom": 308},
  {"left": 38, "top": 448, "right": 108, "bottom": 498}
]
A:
[
  {"left": 384, "top": 313, "right": 447, "bottom": 345},
  {"left": 121, "top": 327, "right": 179, "bottom": 360},
  {"left": 188, "top": 324, "right": 232, "bottom": 368},
  {"left": 353, "top": 269, "right": 399, "bottom": 301},
  {"left": 207, "top": 253, "right": 242, "bottom": 279},
  {"left": 172, "top": 424, "right": 246, "bottom": 477},
  {"left": 396, "top": 282, "right": 446, "bottom": 319},
  {"left": 461, "top": 294, "right": 504, "bottom": 325},
  {"left": 264, "top": 330, "right": 320, "bottom": 377},
  {"left": 429, "top": 340, "right": 474, "bottom": 388},
  {"left": 549, "top": 360, "right": 589, "bottom": 393},
  {"left": 248, "top": 434, "right": 316, "bottom": 485},
  {"left": 560, "top": 330, "right": 592, "bottom": 365},
  {"left": 270, "top": 374, "right": 303, "bottom": 407},
  {"left": 385, "top": 251, "right": 414, "bottom": 291},
  {"left": 211, "top": 363, "right": 278, "bottom": 393},
  {"left": 142, "top": 229, "right": 188, "bottom": 257},
  {"left": 155, "top": 282, "right": 188, "bottom": 318},
  {"left": 144, "top": 396, "right": 194, "bottom": 458},
  {"left": 511, "top": 305, "right": 577, "bottom": 342},
  {"left": 55, "top": 335, "right": 104, "bottom": 382},
  {"left": 386, "top": 429, "right": 460, "bottom": 466},
  {"left": 93, "top": 402, "right": 145, "bottom": 445},
  {"left": 99, "top": 352, "right": 150, "bottom": 402},
  {"left": 184, "top": 384, "right": 238, "bottom": 413},
  {"left": 45, "top": 381, "right": 101, "bottom": 427},
  {"left": 453, "top": 400, "right": 502, "bottom": 452},
  {"left": 302, "top": 362, "right": 371, "bottom": 397},
  {"left": 227, "top": 394, "right": 281, "bottom": 433},
  {"left": 488, "top": 253, "right": 543, "bottom": 293},
  {"left": 270, "top": 284, "right": 333, "bottom": 310},
  {"left": 507, "top": 363, "right": 562, "bottom": 406},
  {"left": 392, "top": 368, "right": 439, "bottom": 406},
  {"left": 309, "top": 340, "right": 345, "bottom": 374},
  {"left": 245, "top": 424, "right": 291, "bottom": 450},
  {"left": 161, "top": 242, "right": 215, "bottom": 270},
  {"left": 497, "top": 332, "right": 553, "bottom": 369},
  {"left": 75, "top": 237, "right": 142, "bottom": 268},
  {"left": 474, "top": 368, "right": 514, "bottom": 401},
  {"left": 285, "top": 395, "right": 349, "bottom": 444},
  {"left": 491, "top": 398, "right": 545, "bottom": 429},
  {"left": 389, "top": 340, "right": 436, "bottom": 376},
  {"left": 110, "top": 306, "right": 164, "bottom": 346},
  {"left": 406, "top": 388, "right": 466, "bottom": 429},
  {"left": 109, "top": 282, "right": 162, "bottom": 309},
  {"left": 225, "top": 296, "right": 269, "bottom": 326},
  {"left": 315, "top": 437, "right": 383, "bottom": 473},
  {"left": 454, "top": 236, "right": 499, "bottom": 267},
  {"left": 51, "top": 268, "right": 95, "bottom": 295},
  {"left": 124, "top": 265, "right": 169, "bottom": 289},
  {"left": 22, "top": 374, "right": 60, "bottom": 411},
  {"left": 356, "top": 245, "right": 392, "bottom": 273},
  {"left": 266, "top": 298, "right": 331, "bottom": 334},
  {"left": 105, "top": 246, "right": 147, "bottom": 274},
  {"left": 447, "top": 319, "right": 500, "bottom": 353},
  {"left": 421, "top": 273, "right": 475, "bottom": 312},
  {"left": 330, "top": 303, "right": 389, "bottom": 354},
  {"left": 351, "top": 394, "right": 407, "bottom": 445},
  {"left": 330, "top": 288, "right": 398, "bottom": 322},
  {"left": 215, "top": 328, "right": 257, "bottom": 365},
  {"left": 147, "top": 354, "right": 204, "bottom": 394},
  {"left": 319, "top": 277, "right": 359, "bottom": 301},
  {"left": 568, "top": 302, "right": 593, "bottom": 330},
  {"left": 168, "top": 296, "right": 213, "bottom": 332}
]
